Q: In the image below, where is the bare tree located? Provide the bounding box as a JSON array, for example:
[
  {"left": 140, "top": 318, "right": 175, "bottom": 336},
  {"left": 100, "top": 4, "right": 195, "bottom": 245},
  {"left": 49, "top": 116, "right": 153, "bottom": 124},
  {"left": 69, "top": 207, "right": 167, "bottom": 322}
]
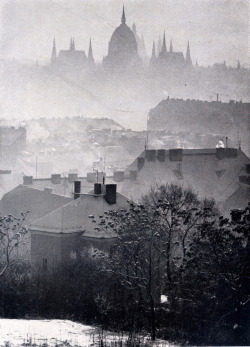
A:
[
  {"left": 99, "top": 183, "right": 216, "bottom": 340},
  {"left": 0, "top": 212, "right": 29, "bottom": 277}
]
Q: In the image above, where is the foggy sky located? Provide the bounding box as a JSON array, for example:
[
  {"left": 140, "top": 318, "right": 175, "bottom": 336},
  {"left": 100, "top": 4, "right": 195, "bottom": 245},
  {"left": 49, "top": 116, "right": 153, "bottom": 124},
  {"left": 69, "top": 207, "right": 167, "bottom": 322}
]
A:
[{"left": 0, "top": 0, "right": 249, "bottom": 67}]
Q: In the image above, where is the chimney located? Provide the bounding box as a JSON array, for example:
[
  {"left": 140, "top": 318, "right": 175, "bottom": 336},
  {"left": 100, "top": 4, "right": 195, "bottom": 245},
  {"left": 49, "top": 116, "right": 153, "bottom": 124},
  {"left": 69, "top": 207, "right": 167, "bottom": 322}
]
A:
[
  {"left": 68, "top": 173, "right": 78, "bottom": 183},
  {"left": 225, "top": 137, "right": 228, "bottom": 148},
  {"left": 105, "top": 184, "right": 117, "bottom": 204},
  {"left": 51, "top": 174, "right": 61, "bottom": 184},
  {"left": 74, "top": 180, "right": 81, "bottom": 199},
  {"left": 94, "top": 183, "right": 102, "bottom": 195},
  {"left": 23, "top": 176, "right": 33, "bottom": 185}
]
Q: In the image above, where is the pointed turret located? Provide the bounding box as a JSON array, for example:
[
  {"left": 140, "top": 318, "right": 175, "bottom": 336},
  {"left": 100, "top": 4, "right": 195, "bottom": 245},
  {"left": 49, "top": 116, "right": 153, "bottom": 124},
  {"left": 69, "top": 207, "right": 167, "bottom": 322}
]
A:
[
  {"left": 185, "top": 41, "right": 192, "bottom": 66},
  {"left": 121, "top": 5, "right": 126, "bottom": 24},
  {"left": 88, "top": 38, "right": 94, "bottom": 64},
  {"left": 161, "top": 31, "right": 167, "bottom": 53},
  {"left": 170, "top": 39, "right": 173, "bottom": 53},
  {"left": 51, "top": 38, "right": 57, "bottom": 65},
  {"left": 150, "top": 41, "right": 156, "bottom": 64}
]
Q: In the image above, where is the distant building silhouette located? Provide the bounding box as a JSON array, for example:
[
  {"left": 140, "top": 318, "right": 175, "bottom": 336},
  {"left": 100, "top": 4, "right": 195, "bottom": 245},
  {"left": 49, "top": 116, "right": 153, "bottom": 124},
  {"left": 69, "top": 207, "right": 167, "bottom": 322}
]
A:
[
  {"left": 52, "top": 37, "right": 87, "bottom": 69},
  {"left": 47, "top": 6, "right": 246, "bottom": 84},
  {"left": 103, "top": 6, "right": 140, "bottom": 69}
]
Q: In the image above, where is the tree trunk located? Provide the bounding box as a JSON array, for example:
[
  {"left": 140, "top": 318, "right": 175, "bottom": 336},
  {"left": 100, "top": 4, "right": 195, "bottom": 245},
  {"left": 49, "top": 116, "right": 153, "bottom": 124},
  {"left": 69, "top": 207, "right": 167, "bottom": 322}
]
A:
[{"left": 149, "top": 294, "right": 156, "bottom": 340}]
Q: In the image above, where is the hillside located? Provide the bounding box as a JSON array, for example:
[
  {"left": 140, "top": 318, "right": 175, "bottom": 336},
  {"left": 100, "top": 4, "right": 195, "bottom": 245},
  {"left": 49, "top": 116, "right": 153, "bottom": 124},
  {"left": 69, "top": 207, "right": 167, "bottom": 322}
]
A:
[{"left": 0, "top": 319, "right": 173, "bottom": 347}]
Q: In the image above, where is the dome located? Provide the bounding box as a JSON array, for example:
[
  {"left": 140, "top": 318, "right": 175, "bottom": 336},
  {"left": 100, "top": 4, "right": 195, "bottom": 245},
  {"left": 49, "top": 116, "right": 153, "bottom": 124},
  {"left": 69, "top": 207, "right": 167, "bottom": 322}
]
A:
[
  {"left": 108, "top": 24, "right": 138, "bottom": 60},
  {"left": 104, "top": 7, "right": 139, "bottom": 67}
]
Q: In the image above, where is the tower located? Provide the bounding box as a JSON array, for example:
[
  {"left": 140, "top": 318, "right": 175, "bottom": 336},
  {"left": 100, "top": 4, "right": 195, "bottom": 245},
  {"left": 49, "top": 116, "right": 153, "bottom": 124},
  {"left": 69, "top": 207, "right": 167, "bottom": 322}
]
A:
[
  {"left": 161, "top": 31, "right": 167, "bottom": 54},
  {"left": 150, "top": 41, "right": 156, "bottom": 64},
  {"left": 51, "top": 38, "right": 57, "bottom": 65},
  {"left": 88, "top": 38, "right": 94, "bottom": 64},
  {"left": 70, "top": 38, "right": 75, "bottom": 51},
  {"left": 185, "top": 41, "right": 192, "bottom": 66}
]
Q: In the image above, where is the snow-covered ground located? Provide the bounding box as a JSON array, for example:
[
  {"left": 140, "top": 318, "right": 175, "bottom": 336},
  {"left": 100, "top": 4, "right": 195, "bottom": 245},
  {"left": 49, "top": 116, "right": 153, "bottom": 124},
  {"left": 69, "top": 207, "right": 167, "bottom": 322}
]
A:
[
  {"left": 0, "top": 319, "right": 174, "bottom": 346},
  {"left": 0, "top": 319, "right": 97, "bottom": 346}
]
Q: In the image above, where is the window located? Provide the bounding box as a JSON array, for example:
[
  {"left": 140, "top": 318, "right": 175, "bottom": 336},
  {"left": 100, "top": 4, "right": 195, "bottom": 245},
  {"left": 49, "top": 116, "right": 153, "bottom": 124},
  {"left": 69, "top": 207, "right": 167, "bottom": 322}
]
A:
[{"left": 43, "top": 258, "right": 48, "bottom": 271}]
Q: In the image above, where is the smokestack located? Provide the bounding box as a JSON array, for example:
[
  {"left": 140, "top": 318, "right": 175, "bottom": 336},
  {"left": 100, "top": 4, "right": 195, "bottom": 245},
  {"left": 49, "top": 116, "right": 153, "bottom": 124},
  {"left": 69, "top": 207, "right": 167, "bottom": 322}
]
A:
[
  {"left": 74, "top": 180, "right": 81, "bottom": 199},
  {"left": 226, "top": 137, "right": 228, "bottom": 148},
  {"left": 105, "top": 184, "right": 117, "bottom": 204},
  {"left": 216, "top": 93, "right": 219, "bottom": 102},
  {"left": 94, "top": 183, "right": 102, "bottom": 195}
]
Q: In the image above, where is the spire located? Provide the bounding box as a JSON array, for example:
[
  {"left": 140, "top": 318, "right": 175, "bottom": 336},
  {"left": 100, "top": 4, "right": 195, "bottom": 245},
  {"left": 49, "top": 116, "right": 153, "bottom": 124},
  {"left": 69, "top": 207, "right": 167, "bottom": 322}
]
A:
[
  {"left": 186, "top": 41, "right": 192, "bottom": 66},
  {"left": 161, "top": 31, "right": 167, "bottom": 53},
  {"left": 237, "top": 60, "right": 241, "bottom": 69},
  {"left": 170, "top": 39, "right": 173, "bottom": 53},
  {"left": 51, "top": 38, "right": 57, "bottom": 65},
  {"left": 121, "top": 5, "right": 126, "bottom": 24},
  {"left": 88, "top": 38, "right": 94, "bottom": 64},
  {"left": 150, "top": 41, "right": 156, "bottom": 64}
]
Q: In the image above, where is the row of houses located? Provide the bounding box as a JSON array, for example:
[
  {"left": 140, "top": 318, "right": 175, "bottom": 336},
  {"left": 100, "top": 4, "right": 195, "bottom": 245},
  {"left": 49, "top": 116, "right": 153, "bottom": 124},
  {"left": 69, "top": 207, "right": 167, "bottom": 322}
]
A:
[{"left": 0, "top": 147, "right": 249, "bottom": 271}]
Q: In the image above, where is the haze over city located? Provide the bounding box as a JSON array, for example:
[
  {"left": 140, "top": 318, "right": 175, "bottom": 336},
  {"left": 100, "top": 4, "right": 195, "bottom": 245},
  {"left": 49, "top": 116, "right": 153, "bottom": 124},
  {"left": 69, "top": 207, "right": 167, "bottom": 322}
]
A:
[{"left": 1, "top": 0, "right": 249, "bottom": 67}]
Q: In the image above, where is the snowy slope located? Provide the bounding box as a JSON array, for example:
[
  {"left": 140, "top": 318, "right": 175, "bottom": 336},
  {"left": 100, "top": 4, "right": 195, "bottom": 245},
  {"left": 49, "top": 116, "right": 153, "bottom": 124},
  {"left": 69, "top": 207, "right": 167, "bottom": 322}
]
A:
[{"left": 0, "top": 319, "right": 174, "bottom": 346}]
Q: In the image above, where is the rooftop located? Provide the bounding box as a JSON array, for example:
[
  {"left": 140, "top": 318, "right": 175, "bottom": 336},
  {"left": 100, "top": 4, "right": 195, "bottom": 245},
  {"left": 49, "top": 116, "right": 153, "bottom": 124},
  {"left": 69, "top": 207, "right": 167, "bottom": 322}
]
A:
[{"left": 30, "top": 190, "right": 129, "bottom": 237}]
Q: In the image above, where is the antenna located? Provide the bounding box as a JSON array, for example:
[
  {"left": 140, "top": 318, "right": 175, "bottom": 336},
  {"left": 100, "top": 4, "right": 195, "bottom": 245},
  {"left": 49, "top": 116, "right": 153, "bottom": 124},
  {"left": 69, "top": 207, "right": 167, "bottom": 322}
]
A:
[
  {"left": 145, "top": 131, "right": 149, "bottom": 150},
  {"left": 103, "top": 154, "right": 106, "bottom": 174},
  {"left": 238, "top": 131, "right": 241, "bottom": 150}
]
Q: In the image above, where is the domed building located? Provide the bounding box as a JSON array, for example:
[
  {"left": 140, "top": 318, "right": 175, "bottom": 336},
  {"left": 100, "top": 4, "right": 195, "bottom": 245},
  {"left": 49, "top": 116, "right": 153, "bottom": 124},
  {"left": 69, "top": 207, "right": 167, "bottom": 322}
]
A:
[{"left": 103, "top": 7, "right": 140, "bottom": 69}]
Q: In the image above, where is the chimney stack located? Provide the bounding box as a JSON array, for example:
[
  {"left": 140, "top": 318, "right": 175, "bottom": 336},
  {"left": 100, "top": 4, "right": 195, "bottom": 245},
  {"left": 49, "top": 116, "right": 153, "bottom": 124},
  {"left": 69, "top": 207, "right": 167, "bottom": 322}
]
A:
[
  {"left": 74, "top": 180, "right": 81, "bottom": 199},
  {"left": 94, "top": 183, "right": 102, "bottom": 195},
  {"left": 105, "top": 184, "right": 117, "bottom": 204}
]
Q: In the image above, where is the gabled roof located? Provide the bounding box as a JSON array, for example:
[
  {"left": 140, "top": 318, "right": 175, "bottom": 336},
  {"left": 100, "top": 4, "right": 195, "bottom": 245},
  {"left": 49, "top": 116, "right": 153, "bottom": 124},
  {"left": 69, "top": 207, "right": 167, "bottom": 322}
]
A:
[
  {"left": 123, "top": 148, "right": 250, "bottom": 204},
  {"left": 0, "top": 185, "right": 72, "bottom": 224},
  {"left": 30, "top": 192, "right": 129, "bottom": 238}
]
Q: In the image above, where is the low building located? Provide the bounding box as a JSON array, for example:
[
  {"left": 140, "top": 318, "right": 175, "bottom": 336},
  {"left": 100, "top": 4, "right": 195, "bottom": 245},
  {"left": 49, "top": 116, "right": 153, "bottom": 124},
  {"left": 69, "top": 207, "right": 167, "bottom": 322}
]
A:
[{"left": 30, "top": 183, "right": 130, "bottom": 270}]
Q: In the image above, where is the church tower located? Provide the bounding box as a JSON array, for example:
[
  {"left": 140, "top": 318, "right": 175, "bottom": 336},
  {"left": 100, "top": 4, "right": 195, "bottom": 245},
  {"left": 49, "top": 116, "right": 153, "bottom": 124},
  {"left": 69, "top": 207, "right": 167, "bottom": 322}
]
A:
[
  {"left": 157, "top": 31, "right": 168, "bottom": 63},
  {"left": 161, "top": 32, "right": 167, "bottom": 54},
  {"left": 186, "top": 41, "right": 192, "bottom": 66},
  {"left": 70, "top": 38, "right": 75, "bottom": 51},
  {"left": 51, "top": 38, "right": 57, "bottom": 65},
  {"left": 88, "top": 39, "right": 94, "bottom": 64},
  {"left": 150, "top": 41, "right": 156, "bottom": 64}
]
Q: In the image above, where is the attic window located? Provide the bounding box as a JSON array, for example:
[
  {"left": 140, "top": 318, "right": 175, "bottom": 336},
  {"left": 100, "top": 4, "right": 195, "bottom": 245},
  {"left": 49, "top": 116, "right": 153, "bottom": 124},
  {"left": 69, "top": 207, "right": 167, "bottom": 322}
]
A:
[
  {"left": 215, "top": 169, "right": 226, "bottom": 178},
  {"left": 173, "top": 162, "right": 183, "bottom": 180}
]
